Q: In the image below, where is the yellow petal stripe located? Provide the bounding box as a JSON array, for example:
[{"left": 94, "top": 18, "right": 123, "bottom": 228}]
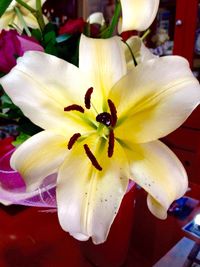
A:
[
  {"left": 110, "top": 56, "right": 200, "bottom": 143},
  {"left": 79, "top": 34, "right": 127, "bottom": 111},
  {"left": 125, "top": 140, "right": 187, "bottom": 219}
]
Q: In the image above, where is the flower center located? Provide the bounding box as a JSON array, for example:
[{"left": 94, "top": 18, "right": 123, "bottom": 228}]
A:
[
  {"left": 64, "top": 87, "right": 118, "bottom": 171},
  {"left": 96, "top": 112, "right": 112, "bottom": 126}
]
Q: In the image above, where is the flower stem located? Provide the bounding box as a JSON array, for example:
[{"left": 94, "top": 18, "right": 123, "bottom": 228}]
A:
[
  {"left": 35, "top": 0, "right": 45, "bottom": 31},
  {"left": 14, "top": 7, "right": 32, "bottom": 36},
  {"left": 141, "top": 29, "right": 151, "bottom": 41},
  {"left": 101, "top": 0, "right": 121, "bottom": 38},
  {"left": 15, "top": 0, "right": 36, "bottom": 13}
]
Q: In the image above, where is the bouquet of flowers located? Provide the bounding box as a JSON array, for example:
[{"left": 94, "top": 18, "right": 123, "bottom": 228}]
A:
[{"left": 0, "top": 0, "right": 200, "bottom": 245}]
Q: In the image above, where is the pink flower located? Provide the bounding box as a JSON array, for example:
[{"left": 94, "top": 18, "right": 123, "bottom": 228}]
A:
[{"left": 0, "top": 30, "right": 44, "bottom": 73}]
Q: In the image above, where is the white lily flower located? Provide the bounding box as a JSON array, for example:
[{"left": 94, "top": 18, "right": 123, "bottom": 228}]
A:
[
  {"left": 0, "top": 0, "right": 46, "bottom": 32},
  {"left": 121, "top": 0, "right": 160, "bottom": 32},
  {"left": 1, "top": 34, "right": 200, "bottom": 244}
]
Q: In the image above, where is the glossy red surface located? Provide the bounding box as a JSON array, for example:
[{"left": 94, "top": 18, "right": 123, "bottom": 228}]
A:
[
  {"left": 0, "top": 183, "right": 200, "bottom": 267},
  {"left": 0, "top": 205, "right": 87, "bottom": 267},
  {"left": 0, "top": 184, "right": 136, "bottom": 267}
]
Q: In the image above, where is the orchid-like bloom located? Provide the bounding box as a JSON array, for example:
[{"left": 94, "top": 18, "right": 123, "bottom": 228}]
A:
[
  {"left": 121, "top": 0, "right": 160, "bottom": 32},
  {"left": 0, "top": 0, "right": 46, "bottom": 32},
  {"left": 1, "top": 34, "right": 200, "bottom": 244}
]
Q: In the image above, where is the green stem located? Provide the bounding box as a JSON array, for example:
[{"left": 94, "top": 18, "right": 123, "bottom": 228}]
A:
[
  {"left": 122, "top": 40, "right": 137, "bottom": 66},
  {"left": 14, "top": 7, "right": 31, "bottom": 36},
  {"left": 141, "top": 29, "right": 151, "bottom": 41},
  {"left": 101, "top": 1, "right": 121, "bottom": 38},
  {"left": 35, "top": 0, "right": 45, "bottom": 31},
  {"left": 15, "top": 0, "right": 36, "bottom": 13}
]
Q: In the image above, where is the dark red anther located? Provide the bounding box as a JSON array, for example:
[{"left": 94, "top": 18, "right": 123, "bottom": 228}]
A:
[
  {"left": 64, "top": 104, "right": 84, "bottom": 113},
  {"left": 108, "top": 99, "right": 117, "bottom": 127},
  {"left": 85, "top": 87, "right": 93, "bottom": 109},
  {"left": 108, "top": 129, "right": 115, "bottom": 157},
  {"left": 84, "top": 144, "right": 102, "bottom": 171},
  {"left": 68, "top": 133, "right": 81, "bottom": 150}
]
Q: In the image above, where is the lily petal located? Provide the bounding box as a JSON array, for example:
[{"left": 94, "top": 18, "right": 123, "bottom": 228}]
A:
[
  {"left": 110, "top": 56, "right": 200, "bottom": 143},
  {"left": 57, "top": 136, "right": 129, "bottom": 244},
  {"left": 79, "top": 34, "right": 126, "bottom": 111},
  {"left": 125, "top": 140, "right": 187, "bottom": 219},
  {"left": 121, "top": 0, "right": 160, "bottom": 32},
  {"left": 1, "top": 51, "right": 91, "bottom": 133},
  {"left": 11, "top": 130, "right": 68, "bottom": 191}
]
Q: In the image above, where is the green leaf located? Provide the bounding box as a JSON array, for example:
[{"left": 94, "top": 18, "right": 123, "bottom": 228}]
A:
[
  {"left": 31, "top": 29, "right": 42, "bottom": 42},
  {"left": 0, "top": 112, "right": 8, "bottom": 119},
  {"left": 45, "top": 43, "right": 58, "bottom": 56},
  {"left": 12, "top": 132, "right": 30, "bottom": 146},
  {"left": 1, "top": 94, "right": 13, "bottom": 106},
  {"left": 44, "top": 31, "right": 56, "bottom": 44},
  {"left": 44, "top": 22, "right": 57, "bottom": 34},
  {"left": 0, "top": 0, "right": 12, "bottom": 17},
  {"left": 100, "top": 1, "right": 121, "bottom": 38}
]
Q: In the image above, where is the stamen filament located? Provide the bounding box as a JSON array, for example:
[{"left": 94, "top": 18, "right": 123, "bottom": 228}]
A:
[
  {"left": 91, "top": 102, "right": 98, "bottom": 115},
  {"left": 64, "top": 104, "right": 84, "bottom": 113},
  {"left": 108, "top": 130, "right": 115, "bottom": 157},
  {"left": 85, "top": 87, "right": 93, "bottom": 109},
  {"left": 68, "top": 133, "right": 81, "bottom": 150},
  {"left": 108, "top": 99, "right": 117, "bottom": 127},
  {"left": 84, "top": 144, "right": 102, "bottom": 171}
]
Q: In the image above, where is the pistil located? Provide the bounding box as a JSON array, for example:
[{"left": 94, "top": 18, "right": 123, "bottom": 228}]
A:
[{"left": 96, "top": 112, "right": 112, "bottom": 126}]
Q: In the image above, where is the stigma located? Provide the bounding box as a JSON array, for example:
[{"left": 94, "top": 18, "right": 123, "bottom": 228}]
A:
[{"left": 96, "top": 112, "right": 112, "bottom": 126}]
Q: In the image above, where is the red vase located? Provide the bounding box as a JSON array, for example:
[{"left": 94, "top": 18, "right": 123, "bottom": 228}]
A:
[{"left": 79, "top": 182, "right": 137, "bottom": 267}]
